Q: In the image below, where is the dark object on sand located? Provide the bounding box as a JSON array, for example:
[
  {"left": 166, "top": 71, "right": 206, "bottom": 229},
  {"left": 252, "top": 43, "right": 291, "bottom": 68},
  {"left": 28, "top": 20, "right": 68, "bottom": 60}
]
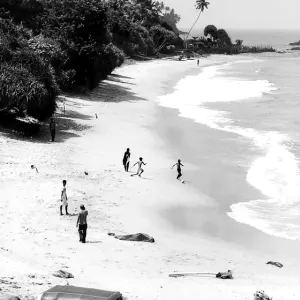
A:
[
  {"left": 95, "top": 113, "right": 98, "bottom": 119},
  {"left": 31, "top": 164, "right": 39, "bottom": 173},
  {"left": 108, "top": 232, "right": 155, "bottom": 243},
  {"left": 169, "top": 272, "right": 215, "bottom": 278},
  {"left": 266, "top": 261, "right": 283, "bottom": 268},
  {"left": 216, "top": 270, "right": 233, "bottom": 279},
  {"left": 0, "top": 293, "right": 21, "bottom": 300},
  {"left": 84, "top": 171, "right": 88, "bottom": 175},
  {"left": 254, "top": 291, "right": 272, "bottom": 300},
  {"left": 40, "top": 285, "right": 122, "bottom": 300},
  {"left": 52, "top": 270, "right": 74, "bottom": 279}
]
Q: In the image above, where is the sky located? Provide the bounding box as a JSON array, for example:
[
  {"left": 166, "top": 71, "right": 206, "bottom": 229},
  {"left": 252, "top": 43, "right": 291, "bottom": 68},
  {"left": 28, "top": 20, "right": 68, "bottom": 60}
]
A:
[{"left": 162, "top": 0, "right": 300, "bottom": 31}]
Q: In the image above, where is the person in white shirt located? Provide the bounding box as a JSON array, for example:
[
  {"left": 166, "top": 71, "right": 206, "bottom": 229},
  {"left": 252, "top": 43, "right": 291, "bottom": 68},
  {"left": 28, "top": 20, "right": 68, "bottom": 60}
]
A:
[{"left": 60, "top": 180, "right": 68, "bottom": 215}]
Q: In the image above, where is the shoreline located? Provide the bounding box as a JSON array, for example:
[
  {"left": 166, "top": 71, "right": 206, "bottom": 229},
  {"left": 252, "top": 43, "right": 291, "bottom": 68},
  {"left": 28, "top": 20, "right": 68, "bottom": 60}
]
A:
[{"left": 1, "top": 58, "right": 299, "bottom": 300}]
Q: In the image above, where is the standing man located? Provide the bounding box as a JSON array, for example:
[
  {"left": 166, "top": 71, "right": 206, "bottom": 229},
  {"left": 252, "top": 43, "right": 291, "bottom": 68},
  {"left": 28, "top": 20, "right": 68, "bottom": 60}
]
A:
[
  {"left": 60, "top": 180, "right": 68, "bottom": 215},
  {"left": 123, "top": 148, "right": 131, "bottom": 172},
  {"left": 197, "top": 59, "right": 200, "bottom": 66},
  {"left": 49, "top": 118, "right": 56, "bottom": 142},
  {"left": 76, "top": 204, "right": 88, "bottom": 243},
  {"left": 171, "top": 159, "right": 184, "bottom": 181}
]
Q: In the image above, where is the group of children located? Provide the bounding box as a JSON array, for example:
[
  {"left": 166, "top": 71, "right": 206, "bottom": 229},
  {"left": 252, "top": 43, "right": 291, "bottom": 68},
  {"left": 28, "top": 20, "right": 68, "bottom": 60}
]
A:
[
  {"left": 122, "top": 148, "right": 184, "bottom": 181},
  {"left": 57, "top": 149, "right": 185, "bottom": 244}
]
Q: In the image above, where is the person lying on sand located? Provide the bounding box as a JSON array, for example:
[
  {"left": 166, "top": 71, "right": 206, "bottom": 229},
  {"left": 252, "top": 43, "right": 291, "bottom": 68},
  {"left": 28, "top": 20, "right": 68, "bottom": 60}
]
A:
[
  {"left": 76, "top": 204, "right": 88, "bottom": 243},
  {"left": 171, "top": 159, "right": 184, "bottom": 180},
  {"left": 60, "top": 180, "right": 68, "bottom": 215},
  {"left": 131, "top": 157, "right": 147, "bottom": 177}
]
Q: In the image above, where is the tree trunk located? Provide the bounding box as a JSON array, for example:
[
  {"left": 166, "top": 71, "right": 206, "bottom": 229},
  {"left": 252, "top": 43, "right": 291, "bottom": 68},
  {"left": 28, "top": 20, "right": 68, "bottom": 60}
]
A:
[{"left": 185, "top": 11, "right": 202, "bottom": 49}]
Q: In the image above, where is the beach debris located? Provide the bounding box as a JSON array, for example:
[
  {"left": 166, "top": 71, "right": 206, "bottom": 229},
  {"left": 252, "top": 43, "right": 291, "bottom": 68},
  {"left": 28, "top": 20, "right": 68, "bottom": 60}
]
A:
[
  {"left": 108, "top": 232, "right": 155, "bottom": 243},
  {"left": 216, "top": 270, "right": 233, "bottom": 279},
  {"left": 169, "top": 270, "right": 233, "bottom": 279},
  {"left": 169, "top": 272, "right": 216, "bottom": 278},
  {"left": 31, "top": 165, "right": 39, "bottom": 173},
  {"left": 52, "top": 270, "right": 74, "bottom": 279},
  {"left": 84, "top": 171, "right": 88, "bottom": 175},
  {"left": 254, "top": 291, "right": 272, "bottom": 300},
  {"left": 0, "top": 293, "right": 21, "bottom": 300},
  {"left": 266, "top": 261, "right": 283, "bottom": 268}
]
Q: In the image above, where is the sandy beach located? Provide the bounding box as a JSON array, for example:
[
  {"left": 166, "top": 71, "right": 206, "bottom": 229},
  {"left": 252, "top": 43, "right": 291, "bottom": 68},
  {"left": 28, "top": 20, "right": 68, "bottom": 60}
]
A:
[{"left": 1, "top": 58, "right": 299, "bottom": 300}]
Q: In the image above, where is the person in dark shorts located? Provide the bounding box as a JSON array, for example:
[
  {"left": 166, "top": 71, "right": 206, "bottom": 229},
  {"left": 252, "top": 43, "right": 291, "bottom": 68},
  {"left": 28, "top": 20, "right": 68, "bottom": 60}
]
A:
[
  {"left": 123, "top": 148, "right": 131, "bottom": 172},
  {"left": 76, "top": 204, "right": 88, "bottom": 243},
  {"left": 171, "top": 159, "right": 184, "bottom": 180},
  {"left": 49, "top": 118, "right": 56, "bottom": 142}
]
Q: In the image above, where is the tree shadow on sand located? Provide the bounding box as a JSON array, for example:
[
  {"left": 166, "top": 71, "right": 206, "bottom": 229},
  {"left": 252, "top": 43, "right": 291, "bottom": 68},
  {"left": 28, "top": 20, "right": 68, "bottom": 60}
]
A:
[
  {"left": 82, "top": 74, "right": 146, "bottom": 103},
  {"left": 0, "top": 107, "right": 92, "bottom": 144}
]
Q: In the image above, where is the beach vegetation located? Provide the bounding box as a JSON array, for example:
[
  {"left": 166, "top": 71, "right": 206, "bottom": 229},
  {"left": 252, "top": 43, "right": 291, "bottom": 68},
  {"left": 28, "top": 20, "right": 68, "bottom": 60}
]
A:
[
  {"left": 187, "top": 25, "right": 275, "bottom": 55},
  {"left": 0, "top": 19, "right": 58, "bottom": 122},
  {"left": 204, "top": 25, "right": 218, "bottom": 41},
  {"left": 0, "top": 0, "right": 181, "bottom": 130},
  {"left": 184, "top": 0, "right": 210, "bottom": 48}
]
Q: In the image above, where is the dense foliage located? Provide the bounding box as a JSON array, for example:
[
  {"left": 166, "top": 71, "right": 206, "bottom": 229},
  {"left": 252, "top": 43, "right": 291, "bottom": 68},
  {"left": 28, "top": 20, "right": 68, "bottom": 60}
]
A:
[
  {"left": 187, "top": 25, "right": 275, "bottom": 55},
  {"left": 0, "top": 19, "right": 58, "bottom": 120},
  {"left": 0, "top": 0, "right": 181, "bottom": 122}
]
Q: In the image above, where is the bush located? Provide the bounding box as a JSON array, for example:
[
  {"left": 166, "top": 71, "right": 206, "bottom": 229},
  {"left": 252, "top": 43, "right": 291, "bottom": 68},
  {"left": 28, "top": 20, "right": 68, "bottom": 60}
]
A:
[{"left": 0, "top": 19, "right": 58, "bottom": 120}]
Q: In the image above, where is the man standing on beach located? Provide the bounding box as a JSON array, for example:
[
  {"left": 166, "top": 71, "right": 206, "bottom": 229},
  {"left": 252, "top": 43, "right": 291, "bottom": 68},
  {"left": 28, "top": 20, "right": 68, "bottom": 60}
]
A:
[
  {"left": 197, "top": 59, "right": 200, "bottom": 66},
  {"left": 76, "top": 204, "right": 88, "bottom": 243},
  {"left": 171, "top": 159, "right": 184, "bottom": 181},
  {"left": 131, "top": 157, "right": 147, "bottom": 177},
  {"left": 60, "top": 180, "right": 68, "bottom": 215},
  {"left": 49, "top": 118, "right": 56, "bottom": 142},
  {"left": 123, "top": 148, "right": 131, "bottom": 172}
]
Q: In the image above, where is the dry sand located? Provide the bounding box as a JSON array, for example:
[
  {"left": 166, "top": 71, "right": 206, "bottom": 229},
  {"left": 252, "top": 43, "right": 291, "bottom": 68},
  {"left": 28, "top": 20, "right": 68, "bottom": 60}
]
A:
[{"left": 0, "top": 59, "right": 299, "bottom": 300}]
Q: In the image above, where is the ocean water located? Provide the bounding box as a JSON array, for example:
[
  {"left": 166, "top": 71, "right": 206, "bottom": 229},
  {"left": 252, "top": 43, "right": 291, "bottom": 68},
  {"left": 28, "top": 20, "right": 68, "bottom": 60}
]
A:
[{"left": 158, "top": 49, "right": 300, "bottom": 241}]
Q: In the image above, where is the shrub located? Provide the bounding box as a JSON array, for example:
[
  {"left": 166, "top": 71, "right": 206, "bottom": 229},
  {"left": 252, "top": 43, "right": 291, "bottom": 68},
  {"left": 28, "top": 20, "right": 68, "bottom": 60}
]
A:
[{"left": 0, "top": 19, "right": 58, "bottom": 120}]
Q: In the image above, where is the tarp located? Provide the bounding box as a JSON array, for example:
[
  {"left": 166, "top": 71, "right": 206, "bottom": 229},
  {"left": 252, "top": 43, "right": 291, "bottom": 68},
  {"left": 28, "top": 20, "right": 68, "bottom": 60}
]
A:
[
  {"left": 41, "top": 285, "right": 122, "bottom": 300},
  {"left": 109, "top": 233, "right": 155, "bottom": 243}
]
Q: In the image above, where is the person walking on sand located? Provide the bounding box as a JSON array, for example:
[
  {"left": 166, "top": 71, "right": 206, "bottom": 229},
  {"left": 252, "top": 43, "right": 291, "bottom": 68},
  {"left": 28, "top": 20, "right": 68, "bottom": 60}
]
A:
[
  {"left": 131, "top": 157, "right": 147, "bottom": 177},
  {"left": 123, "top": 148, "right": 131, "bottom": 172},
  {"left": 49, "top": 118, "right": 56, "bottom": 142},
  {"left": 197, "top": 59, "right": 200, "bottom": 66},
  {"left": 60, "top": 180, "right": 69, "bottom": 215},
  {"left": 171, "top": 159, "right": 184, "bottom": 180},
  {"left": 76, "top": 204, "right": 88, "bottom": 243}
]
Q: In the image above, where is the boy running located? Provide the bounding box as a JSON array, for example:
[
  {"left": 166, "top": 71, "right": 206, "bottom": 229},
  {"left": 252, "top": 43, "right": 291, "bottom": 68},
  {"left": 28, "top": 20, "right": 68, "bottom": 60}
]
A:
[
  {"left": 131, "top": 157, "right": 147, "bottom": 177},
  {"left": 171, "top": 159, "right": 184, "bottom": 180}
]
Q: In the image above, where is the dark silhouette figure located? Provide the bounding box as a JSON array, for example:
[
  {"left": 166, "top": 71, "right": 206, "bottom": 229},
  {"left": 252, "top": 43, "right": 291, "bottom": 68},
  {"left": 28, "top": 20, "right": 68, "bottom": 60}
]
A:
[
  {"left": 49, "top": 118, "right": 56, "bottom": 142},
  {"left": 131, "top": 157, "right": 147, "bottom": 177},
  {"left": 197, "top": 59, "right": 200, "bottom": 66},
  {"left": 76, "top": 204, "right": 88, "bottom": 243},
  {"left": 123, "top": 148, "right": 131, "bottom": 172},
  {"left": 171, "top": 159, "right": 184, "bottom": 180},
  {"left": 60, "top": 180, "right": 68, "bottom": 215}
]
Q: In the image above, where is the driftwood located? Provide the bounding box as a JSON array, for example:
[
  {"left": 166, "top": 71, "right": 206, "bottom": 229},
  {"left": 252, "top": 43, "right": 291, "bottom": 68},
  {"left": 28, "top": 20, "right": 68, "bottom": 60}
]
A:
[
  {"left": 52, "top": 270, "right": 74, "bottom": 279},
  {"left": 169, "top": 270, "right": 233, "bottom": 279},
  {"left": 254, "top": 291, "right": 272, "bottom": 300},
  {"left": 266, "top": 261, "right": 283, "bottom": 268},
  {"left": 169, "top": 272, "right": 216, "bottom": 278}
]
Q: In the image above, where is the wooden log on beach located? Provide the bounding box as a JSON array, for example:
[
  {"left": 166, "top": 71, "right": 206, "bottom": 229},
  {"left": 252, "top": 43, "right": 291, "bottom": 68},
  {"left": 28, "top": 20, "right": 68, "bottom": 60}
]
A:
[{"left": 169, "top": 272, "right": 216, "bottom": 278}]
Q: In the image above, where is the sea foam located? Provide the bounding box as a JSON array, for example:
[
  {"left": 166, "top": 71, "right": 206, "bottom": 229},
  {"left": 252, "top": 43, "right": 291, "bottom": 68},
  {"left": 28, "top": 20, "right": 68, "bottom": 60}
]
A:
[{"left": 158, "top": 61, "right": 300, "bottom": 241}]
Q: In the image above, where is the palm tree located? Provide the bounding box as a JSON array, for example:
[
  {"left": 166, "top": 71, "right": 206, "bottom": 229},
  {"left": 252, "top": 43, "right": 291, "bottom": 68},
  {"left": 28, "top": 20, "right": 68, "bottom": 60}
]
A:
[{"left": 185, "top": 0, "right": 210, "bottom": 49}]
